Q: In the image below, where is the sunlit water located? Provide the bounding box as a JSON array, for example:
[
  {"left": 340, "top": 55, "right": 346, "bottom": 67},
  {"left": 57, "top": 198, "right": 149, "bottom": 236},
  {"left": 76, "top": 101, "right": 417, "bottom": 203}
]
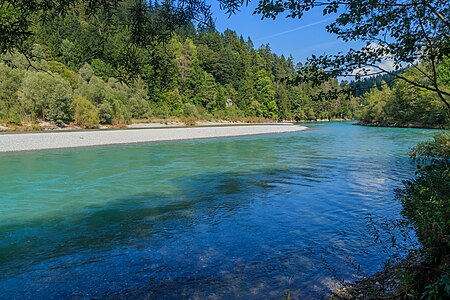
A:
[{"left": 0, "top": 122, "right": 438, "bottom": 299}]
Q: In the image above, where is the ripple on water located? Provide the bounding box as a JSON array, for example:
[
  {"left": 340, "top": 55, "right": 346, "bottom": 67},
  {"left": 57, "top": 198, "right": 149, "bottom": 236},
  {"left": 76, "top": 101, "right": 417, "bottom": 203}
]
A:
[{"left": 0, "top": 122, "right": 439, "bottom": 299}]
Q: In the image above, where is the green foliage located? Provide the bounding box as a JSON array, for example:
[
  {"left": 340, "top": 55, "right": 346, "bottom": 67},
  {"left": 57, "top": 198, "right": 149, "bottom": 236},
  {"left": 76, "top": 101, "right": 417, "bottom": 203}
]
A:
[
  {"left": 437, "top": 56, "right": 450, "bottom": 93},
  {"left": 399, "top": 136, "right": 450, "bottom": 252},
  {"left": 111, "top": 99, "right": 132, "bottom": 125},
  {"left": 91, "top": 59, "right": 115, "bottom": 81},
  {"left": 79, "top": 63, "right": 95, "bottom": 83},
  {"left": 0, "top": 3, "right": 361, "bottom": 126},
  {"left": 411, "top": 133, "right": 450, "bottom": 161},
  {"left": 253, "top": 70, "right": 278, "bottom": 119},
  {"left": 360, "top": 65, "right": 450, "bottom": 128},
  {"left": 349, "top": 73, "right": 397, "bottom": 97},
  {"left": 395, "top": 132, "right": 450, "bottom": 298},
  {"left": 361, "top": 82, "right": 392, "bottom": 124},
  {"left": 0, "top": 63, "right": 24, "bottom": 123},
  {"left": 1, "top": 45, "right": 49, "bottom": 71},
  {"left": 20, "top": 71, "right": 73, "bottom": 122},
  {"left": 72, "top": 95, "right": 99, "bottom": 128},
  {"left": 99, "top": 102, "right": 114, "bottom": 125},
  {"left": 232, "top": 0, "right": 450, "bottom": 110},
  {"left": 47, "top": 61, "right": 79, "bottom": 88},
  {"left": 182, "top": 103, "right": 199, "bottom": 118}
]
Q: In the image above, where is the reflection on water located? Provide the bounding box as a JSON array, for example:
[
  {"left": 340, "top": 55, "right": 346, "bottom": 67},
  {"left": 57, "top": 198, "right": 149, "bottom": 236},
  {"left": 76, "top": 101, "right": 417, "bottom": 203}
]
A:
[{"left": 0, "top": 122, "right": 438, "bottom": 299}]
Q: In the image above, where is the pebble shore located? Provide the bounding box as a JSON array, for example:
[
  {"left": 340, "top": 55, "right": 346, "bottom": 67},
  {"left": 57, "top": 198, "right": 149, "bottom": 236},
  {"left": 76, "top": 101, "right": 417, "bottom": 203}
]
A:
[{"left": 0, "top": 124, "right": 307, "bottom": 152}]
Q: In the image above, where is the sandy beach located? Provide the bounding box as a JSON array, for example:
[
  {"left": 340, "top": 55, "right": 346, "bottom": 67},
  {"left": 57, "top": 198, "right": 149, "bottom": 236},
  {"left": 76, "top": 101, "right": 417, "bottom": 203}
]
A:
[{"left": 0, "top": 124, "right": 307, "bottom": 152}]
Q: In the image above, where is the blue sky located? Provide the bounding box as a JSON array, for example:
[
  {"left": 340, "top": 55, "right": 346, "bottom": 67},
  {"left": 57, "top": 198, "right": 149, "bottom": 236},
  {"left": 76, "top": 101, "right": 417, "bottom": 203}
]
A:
[{"left": 209, "top": 2, "right": 360, "bottom": 64}]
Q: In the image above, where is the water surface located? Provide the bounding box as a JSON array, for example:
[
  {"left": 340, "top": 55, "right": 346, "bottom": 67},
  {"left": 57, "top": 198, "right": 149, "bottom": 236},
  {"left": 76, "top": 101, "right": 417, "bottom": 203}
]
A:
[{"left": 0, "top": 122, "right": 437, "bottom": 299}]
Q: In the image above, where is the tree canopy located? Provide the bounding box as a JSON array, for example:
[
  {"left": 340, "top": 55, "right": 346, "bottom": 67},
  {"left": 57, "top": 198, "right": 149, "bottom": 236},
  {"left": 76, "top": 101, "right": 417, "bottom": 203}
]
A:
[
  {"left": 220, "top": 0, "right": 450, "bottom": 108},
  {"left": 0, "top": 6, "right": 356, "bottom": 128},
  {"left": 0, "top": 0, "right": 212, "bottom": 55},
  {"left": 3, "top": 0, "right": 449, "bottom": 108}
]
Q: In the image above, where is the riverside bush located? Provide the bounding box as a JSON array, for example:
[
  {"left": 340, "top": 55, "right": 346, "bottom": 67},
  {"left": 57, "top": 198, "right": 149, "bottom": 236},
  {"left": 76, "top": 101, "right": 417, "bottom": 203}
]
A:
[
  {"left": 0, "top": 63, "right": 24, "bottom": 123},
  {"left": 20, "top": 71, "right": 73, "bottom": 123},
  {"left": 395, "top": 132, "right": 450, "bottom": 298},
  {"left": 73, "top": 95, "right": 99, "bottom": 128}
]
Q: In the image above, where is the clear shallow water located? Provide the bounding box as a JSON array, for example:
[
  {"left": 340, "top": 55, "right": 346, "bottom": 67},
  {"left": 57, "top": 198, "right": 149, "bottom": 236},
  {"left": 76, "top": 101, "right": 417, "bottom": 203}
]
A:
[{"left": 0, "top": 122, "right": 438, "bottom": 299}]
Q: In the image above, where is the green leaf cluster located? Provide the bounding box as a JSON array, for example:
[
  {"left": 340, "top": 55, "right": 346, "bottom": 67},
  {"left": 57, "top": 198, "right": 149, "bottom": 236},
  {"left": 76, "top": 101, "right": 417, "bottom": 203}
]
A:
[{"left": 395, "top": 133, "right": 450, "bottom": 298}]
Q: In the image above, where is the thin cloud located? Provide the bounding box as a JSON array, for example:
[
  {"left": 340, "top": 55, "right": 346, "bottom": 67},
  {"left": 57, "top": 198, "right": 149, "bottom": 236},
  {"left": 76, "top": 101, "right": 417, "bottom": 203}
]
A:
[{"left": 255, "top": 18, "right": 334, "bottom": 42}]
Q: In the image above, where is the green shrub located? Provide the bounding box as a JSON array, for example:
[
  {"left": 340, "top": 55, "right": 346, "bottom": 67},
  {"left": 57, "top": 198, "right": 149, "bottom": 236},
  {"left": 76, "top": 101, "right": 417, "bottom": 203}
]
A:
[
  {"left": 91, "top": 59, "right": 115, "bottom": 80},
  {"left": 395, "top": 132, "right": 450, "bottom": 298},
  {"left": 98, "top": 102, "right": 113, "bottom": 124},
  {"left": 399, "top": 133, "right": 450, "bottom": 252},
  {"left": 73, "top": 95, "right": 99, "bottom": 128},
  {"left": 112, "top": 100, "right": 132, "bottom": 125},
  {"left": 0, "top": 63, "right": 24, "bottom": 123},
  {"left": 129, "top": 96, "right": 151, "bottom": 119},
  {"left": 20, "top": 71, "right": 73, "bottom": 123},
  {"left": 79, "top": 63, "right": 95, "bottom": 82},
  {"left": 48, "top": 61, "right": 79, "bottom": 88},
  {"left": 182, "top": 103, "right": 199, "bottom": 118},
  {"left": 213, "top": 106, "right": 244, "bottom": 121}
]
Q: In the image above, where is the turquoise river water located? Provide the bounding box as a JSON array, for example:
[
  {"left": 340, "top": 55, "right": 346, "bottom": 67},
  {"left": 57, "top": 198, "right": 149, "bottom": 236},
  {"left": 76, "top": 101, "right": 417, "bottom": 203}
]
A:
[{"left": 0, "top": 122, "right": 438, "bottom": 299}]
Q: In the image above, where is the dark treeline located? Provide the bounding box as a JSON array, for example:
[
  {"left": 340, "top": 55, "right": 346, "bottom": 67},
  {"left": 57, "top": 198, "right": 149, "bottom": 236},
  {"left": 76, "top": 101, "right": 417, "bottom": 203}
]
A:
[
  {"left": 346, "top": 72, "right": 397, "bottom": 97},
  {"left": 0, "top": 1, "right": 357, "bottom": 128}
]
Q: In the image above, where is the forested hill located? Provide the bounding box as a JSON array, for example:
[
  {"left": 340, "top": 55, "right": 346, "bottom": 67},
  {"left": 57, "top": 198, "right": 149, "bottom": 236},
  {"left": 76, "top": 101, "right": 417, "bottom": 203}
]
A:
[{"left": 0, "top": 3, "right": 357, "bottom": 129}]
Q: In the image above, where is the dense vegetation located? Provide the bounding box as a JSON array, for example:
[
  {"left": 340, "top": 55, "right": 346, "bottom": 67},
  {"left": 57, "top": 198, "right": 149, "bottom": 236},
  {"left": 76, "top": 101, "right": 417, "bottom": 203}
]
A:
[
  {"left": 357, "top": 59, "right": 450, "bottom": 129},
  {"left": 394, "top": 133, "right": 450, "bottom": 298},
  {"left": 346, "top": 73, "right": 397, "bottom": 98},
  {"left": 0, "top": 2, "right": 357, "bottom": 128}
]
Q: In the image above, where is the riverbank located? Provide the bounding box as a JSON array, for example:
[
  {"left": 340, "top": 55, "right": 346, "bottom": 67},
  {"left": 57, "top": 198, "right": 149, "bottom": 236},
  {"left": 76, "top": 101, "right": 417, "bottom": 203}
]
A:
[
  {"left": 328, "top": 251, "right": 424, "bottom": 299},
  {"left": 354, "top": 121, "right": 447, "bottom": 129},
  {"left": 0, "top": 124, "right": 306, "bottom": 152}
]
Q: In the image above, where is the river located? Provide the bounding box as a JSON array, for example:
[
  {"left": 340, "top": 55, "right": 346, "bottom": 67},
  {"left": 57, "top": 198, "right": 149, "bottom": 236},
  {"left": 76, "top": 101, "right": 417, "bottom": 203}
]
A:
[{"left": 0, "top": 122, "right": 438, "bottom": 299}]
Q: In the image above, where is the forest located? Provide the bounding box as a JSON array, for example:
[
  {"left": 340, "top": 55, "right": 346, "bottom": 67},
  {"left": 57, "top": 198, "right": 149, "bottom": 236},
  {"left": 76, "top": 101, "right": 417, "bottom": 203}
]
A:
[
  {"left": 0, "top": 1, "right": 356, "bottom": 129},
  {"left": 356, "top": 59, "right": 450, "bottom": 129}
]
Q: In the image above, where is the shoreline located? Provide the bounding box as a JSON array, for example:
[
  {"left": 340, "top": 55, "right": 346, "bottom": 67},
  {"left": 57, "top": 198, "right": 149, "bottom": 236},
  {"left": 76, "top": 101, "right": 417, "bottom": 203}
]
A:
[
  {"left": 0, "top": 124, "right": 307, "bottom": 153},
  {"left": 353, "top": 121, "right": 446, "bottom": 130}
]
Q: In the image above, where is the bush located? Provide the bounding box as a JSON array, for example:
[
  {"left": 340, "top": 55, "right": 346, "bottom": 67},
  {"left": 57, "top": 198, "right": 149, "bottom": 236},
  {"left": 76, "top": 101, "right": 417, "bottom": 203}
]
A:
[
  {"left": 48, "top": 61, "right": 79, "bottom": 88},
  {"left": 112, "top": 100, "right": 132, "bottom": 125},
  {"left": 79, "top": 63, "right": 95, "bottom": 82},
  {"left": 76, "top": 75, "right": 108, "bottom": 105},
  {"left": 72, "top": 95, "right": 99, "bottom": 128},
  {"left": 0, "top": 63, "right": 24, "bottom": 123},
  {"left": 129, "top": 96, "right": 151, "bottom": 119},
  {"left": 20, "top": 71, "right": 73, "bottom": 123},
  {"left": 182, "top": 103, "right": 199, "bottom": 118},
  {"left": 98, "top": 102, "right": 113, "bottom": 124},
  {"left": 91, "top": 59, "right": 115, "bottom": 80},
  {"left": 398, "top": 133, "right": 450, "bottom": 252},
  {"left": 213, "top": 106, "right": 244, "bottom": 121},
  {"left": 395, "top": 132, "right": 450, "bottom": 298}
]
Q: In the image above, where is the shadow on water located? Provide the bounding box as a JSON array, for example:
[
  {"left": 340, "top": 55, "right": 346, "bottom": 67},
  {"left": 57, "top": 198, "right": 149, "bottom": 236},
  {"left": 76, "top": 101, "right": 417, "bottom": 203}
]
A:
[
  {"left": 0, "top": 166, "right": 375, "bottom": 299},
  {"left": 0, "top": 165, "right": 327, "bottom": 274}
]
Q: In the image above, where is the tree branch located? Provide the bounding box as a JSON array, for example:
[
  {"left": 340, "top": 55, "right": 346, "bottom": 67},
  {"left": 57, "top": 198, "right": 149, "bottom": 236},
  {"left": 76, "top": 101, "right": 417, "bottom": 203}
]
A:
[
  {"left": 369, "top": 64, "right": 450, "bottom": 109},
  {"left": 425, "top": 2, "right": 450, "bottom": 31}
]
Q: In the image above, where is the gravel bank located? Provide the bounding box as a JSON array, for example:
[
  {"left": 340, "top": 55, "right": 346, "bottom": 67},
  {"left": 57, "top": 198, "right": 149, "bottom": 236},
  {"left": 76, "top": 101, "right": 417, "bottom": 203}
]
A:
[{"left": 0, "top": 124, "right": 307, "bottom": 152}]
